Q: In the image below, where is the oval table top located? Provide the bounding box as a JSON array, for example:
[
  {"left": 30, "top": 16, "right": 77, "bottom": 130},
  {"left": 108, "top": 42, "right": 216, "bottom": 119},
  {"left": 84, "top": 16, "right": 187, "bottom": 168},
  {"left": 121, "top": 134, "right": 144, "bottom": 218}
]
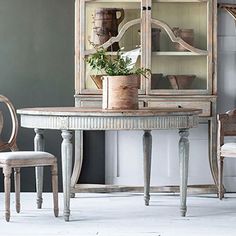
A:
[
  {"left": 17, "top": 107, "right": 202, "bottom": 117},
  {"left": 17, "top": 107, "right": 202, "bottom": 131}
]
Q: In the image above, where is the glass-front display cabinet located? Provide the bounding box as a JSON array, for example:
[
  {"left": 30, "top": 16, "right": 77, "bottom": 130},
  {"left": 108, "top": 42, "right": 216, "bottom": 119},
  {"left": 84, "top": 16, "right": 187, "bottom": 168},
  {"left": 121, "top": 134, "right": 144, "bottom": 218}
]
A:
[
  {"left": 74, "top": 0, "right": 218, "bottom": 193},
  {"left": 75, "top": 0, "right": 215, "bottom": 96}
]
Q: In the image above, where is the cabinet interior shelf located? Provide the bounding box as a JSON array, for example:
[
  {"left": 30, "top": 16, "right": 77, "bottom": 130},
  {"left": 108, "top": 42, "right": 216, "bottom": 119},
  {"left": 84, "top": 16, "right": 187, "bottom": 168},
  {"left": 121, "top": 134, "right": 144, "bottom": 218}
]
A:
[
  {"left": 85, "top": 51, "right": 207, "bottom": 56},
  {"left": 152, "top": 51, "right": 208, "bottom": 56},
  {"left": 84, "top": 51, "right": 141, "bottom": 56}
]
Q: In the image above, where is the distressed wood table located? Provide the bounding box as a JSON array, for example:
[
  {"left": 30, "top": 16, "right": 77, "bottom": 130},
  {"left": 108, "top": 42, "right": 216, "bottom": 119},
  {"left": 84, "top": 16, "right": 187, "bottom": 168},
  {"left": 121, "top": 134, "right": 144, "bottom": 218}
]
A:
[{"left": 17, "top": 107, "right": 201, "bottom": 221}]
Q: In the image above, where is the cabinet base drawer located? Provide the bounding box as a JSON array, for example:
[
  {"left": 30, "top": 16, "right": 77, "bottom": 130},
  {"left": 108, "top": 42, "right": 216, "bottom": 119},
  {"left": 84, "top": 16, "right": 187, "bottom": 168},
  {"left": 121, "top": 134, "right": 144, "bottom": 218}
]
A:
[
  {"left": 148, "top": 101, "right": 211, "bottom": 117},
  {"left": 79, "top": 100, "right": 102, "bottom": 108},
  {"left": 77, "top": 99, "right": 145, "bottom": 109}
]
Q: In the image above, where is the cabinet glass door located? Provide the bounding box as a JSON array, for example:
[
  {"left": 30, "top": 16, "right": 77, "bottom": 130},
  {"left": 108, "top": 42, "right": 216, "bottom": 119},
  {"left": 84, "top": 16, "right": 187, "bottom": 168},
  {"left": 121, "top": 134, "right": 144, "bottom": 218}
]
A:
[
  {"left": 147, "top": 0, "right": 212, "bottom": 95},
  {"left": 77, "top": 0, "right": 145, "bottom": 94}
]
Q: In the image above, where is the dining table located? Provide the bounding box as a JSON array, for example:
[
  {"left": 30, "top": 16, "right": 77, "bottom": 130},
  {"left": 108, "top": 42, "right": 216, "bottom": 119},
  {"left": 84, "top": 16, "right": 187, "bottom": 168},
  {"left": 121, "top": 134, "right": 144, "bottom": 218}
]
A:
[{"left": 17, "top": 107, "right": 201, "bottom": 221}]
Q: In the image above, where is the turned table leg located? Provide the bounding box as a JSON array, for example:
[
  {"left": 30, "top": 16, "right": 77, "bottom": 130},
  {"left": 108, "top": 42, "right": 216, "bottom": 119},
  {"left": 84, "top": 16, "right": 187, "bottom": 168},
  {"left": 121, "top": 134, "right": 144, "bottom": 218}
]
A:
[
  {"left": 34, "top": 128, "right": 45, "bottom": 209},
  {"left": 143, "top": 130, "right": 152, "bottom": 206},
  {"left": 61, "top": 130, "right": 73, "bottom": 222},
  {"left": 179, "top": 128, "right": 190, "bottom": 217}
]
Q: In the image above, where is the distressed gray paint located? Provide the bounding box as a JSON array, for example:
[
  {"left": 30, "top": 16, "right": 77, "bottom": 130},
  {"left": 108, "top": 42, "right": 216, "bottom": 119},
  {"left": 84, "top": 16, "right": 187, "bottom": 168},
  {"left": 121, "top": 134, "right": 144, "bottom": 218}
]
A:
[
  {"left": 18, "top": 107, "right": 200, "bottom": 219},
  {"left": 34, "top": 128, "right": 44, "bottom": 208}
]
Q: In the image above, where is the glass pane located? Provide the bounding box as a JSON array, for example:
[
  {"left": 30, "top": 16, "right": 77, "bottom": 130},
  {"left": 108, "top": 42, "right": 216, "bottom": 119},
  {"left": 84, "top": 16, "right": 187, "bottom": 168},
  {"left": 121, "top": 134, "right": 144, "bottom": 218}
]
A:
[
  {"left": 151, "top": 1, "right": 208, "bottom": 51},
  {"left": 150, "top": 56, "right": 207, "bottom": 90},
  {"left": 85, "top": 1, "right": 141, "bottom": 51}
]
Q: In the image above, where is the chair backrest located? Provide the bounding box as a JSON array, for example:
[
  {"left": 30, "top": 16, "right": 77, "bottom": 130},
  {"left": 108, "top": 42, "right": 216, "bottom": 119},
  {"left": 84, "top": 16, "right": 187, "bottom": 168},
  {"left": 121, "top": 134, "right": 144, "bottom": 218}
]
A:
[
  {"left": 217, "top": 109, "right": 236, "bottom": 147},
  {"left": 0, "top": 95, "right": 18, "bottom": 151}
]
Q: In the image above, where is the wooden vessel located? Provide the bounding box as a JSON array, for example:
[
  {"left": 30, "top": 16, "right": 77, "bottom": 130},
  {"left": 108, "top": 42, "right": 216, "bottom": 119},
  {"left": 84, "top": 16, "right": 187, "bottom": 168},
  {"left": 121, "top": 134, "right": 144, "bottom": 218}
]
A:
[
  {"left": 167, "top": 75, "right": 196, "bottom": 89},
  {"left": 172, "top": 28, "right": 194, "bottom": 51},
  {"left": 102, "top": 75, "right": 139, "bottom": 109},
  {"left": 92, "top": 8, "right": 124, "bottom": 51},
  {"left": 90, "top": 75, "right": 103, "bottom": 89}
]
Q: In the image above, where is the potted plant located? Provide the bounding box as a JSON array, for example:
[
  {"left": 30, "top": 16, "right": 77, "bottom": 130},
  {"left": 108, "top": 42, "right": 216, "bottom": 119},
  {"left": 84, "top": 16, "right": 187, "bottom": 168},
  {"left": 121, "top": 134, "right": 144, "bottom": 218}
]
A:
[{"left": 87, "top": 45, "right": 150, "bottom": 110}]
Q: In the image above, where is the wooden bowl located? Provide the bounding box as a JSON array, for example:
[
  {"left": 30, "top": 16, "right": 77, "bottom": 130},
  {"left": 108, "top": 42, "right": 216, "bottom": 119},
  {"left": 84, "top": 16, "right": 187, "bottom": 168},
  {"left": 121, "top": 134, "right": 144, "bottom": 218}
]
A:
[
  {"left": 172, "top": 28, "right": 194, "bottom": 51},
  {"left": 167, "top": 75, "right": 196, "bottom": 89},
  {"left": 90, "top": 75, "right": 103, "bottom": 89}
]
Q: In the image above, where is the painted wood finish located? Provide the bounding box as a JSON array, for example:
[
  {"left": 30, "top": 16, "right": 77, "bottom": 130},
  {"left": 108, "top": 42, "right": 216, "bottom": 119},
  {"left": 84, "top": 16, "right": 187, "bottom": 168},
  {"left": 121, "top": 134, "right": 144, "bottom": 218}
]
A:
[
  {"left": 179, "top": 128, "right": 189, "bottom": 217},
  {"left": 0, "top": 95, "right": 59, "bottom": 222},
  {"left": 61, "top": 130, "right": 73, "bottom": 222},
  {"left": 34, "top": 128, "right": 45, "bottom": 209},
  {"left": 18, "top": 107, "right": 201, "bottom": 218},
  {"left": 143, "top": 130, "right": 152, "bottom": 206},
  {"left": 3, "top": 167, "right": 12, "bottom": 222},
  {"left": 217, "top": 109, "right": 236, "bottom": 199},
  {"left": 74, "top": 0, "right": 217, "bottom": 195}
]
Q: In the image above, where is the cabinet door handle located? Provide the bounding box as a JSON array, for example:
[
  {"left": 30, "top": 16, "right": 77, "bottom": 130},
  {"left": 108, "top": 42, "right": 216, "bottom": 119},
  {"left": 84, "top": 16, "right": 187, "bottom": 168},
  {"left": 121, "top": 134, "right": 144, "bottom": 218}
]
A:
[
  {"left": 142, "top": 6, "right": 146, "bottom": 10},
  {"left": 178, "top": 105, "right": 182, "bottom": 108},
  {"left": 148, "top": 6, "right": 151, "bottom": 10}
]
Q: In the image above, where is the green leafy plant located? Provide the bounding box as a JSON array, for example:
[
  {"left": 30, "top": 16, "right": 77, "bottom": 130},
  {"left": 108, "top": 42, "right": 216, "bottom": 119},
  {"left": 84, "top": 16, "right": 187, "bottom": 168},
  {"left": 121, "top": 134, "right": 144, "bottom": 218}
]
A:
[{"left": 87, "top": 44, "right": 151, "bottom": 78}]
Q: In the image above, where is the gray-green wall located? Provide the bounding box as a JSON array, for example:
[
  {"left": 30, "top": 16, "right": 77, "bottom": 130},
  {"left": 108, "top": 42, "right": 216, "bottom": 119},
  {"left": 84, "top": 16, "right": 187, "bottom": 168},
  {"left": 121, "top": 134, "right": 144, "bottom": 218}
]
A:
[{"left": 0, "top": 0, "right": 105, "bottom": 191}]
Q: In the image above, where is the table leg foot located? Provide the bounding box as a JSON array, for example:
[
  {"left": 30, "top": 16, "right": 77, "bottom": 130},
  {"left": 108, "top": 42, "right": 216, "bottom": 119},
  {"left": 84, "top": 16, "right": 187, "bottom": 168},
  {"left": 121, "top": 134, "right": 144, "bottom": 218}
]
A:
[
  {"left": 180, "top": 207, "right": 187, "bottom": 217},
  {"left": 37, "top": 197, "right": 43, "bottom": 209},
  {"left": 64, "top": 210, "right": 70, "bottom": 222},
  {"left": 144, "top": 196, "right": 150, "bottom": 206}
]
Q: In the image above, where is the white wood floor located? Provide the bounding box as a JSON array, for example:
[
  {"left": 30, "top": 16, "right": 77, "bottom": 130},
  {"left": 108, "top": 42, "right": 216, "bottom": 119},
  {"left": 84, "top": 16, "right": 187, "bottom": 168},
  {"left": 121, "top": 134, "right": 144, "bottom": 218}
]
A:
[{"left": 0, "top": 192, "right": 236, "bottom": 236}]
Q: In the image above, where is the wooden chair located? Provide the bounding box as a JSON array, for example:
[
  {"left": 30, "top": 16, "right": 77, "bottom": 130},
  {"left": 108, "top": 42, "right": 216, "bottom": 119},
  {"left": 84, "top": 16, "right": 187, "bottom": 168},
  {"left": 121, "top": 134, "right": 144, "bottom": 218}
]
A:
[
  {"left": 217, "top": 109, "right": 236, "bottom": 199},
  {"left": 0, "top": 95, "right": 58, "bottom": 221}
]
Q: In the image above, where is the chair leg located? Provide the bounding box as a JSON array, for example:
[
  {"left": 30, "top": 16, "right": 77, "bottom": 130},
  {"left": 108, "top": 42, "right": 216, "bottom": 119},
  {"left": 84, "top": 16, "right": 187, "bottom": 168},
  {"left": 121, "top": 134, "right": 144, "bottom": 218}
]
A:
[
  {"left": 35, "top": 166, "right": 44, "bottom": 209},
  {"left": 3, "top": 166, "right": 12, "bottom": 222},
  {"left": 51, "top": 163, "right": 59, "bottom": 217},
  {"left": 14, "top": 168, "right": 21, "bottom": 213},
  {"left": 218, "top": 156, "right": 224, "bottom": 200}
]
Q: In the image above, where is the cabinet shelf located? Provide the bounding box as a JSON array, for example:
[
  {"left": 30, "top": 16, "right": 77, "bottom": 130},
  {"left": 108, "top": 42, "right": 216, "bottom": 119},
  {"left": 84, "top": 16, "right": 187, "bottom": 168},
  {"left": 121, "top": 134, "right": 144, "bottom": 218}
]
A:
[
  {"left": 152, "top": 51, "right": 208, "bottom": 56},
  {"left": 84, "top": 50, "right": 141, "bottom": 56},
  {"left": 85, "top": 51, "right": 207, "bottom": 56}
]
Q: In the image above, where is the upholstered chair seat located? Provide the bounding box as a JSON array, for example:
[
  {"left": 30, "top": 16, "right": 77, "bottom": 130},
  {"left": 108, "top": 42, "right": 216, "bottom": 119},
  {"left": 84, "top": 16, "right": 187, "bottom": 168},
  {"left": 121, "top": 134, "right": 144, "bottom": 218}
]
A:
[
  {"left": 0, "top": 95, "right": 58, "bottom": 222},
  {"left": 220, "top": 143, "right": 236, "bottom": 157}
]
